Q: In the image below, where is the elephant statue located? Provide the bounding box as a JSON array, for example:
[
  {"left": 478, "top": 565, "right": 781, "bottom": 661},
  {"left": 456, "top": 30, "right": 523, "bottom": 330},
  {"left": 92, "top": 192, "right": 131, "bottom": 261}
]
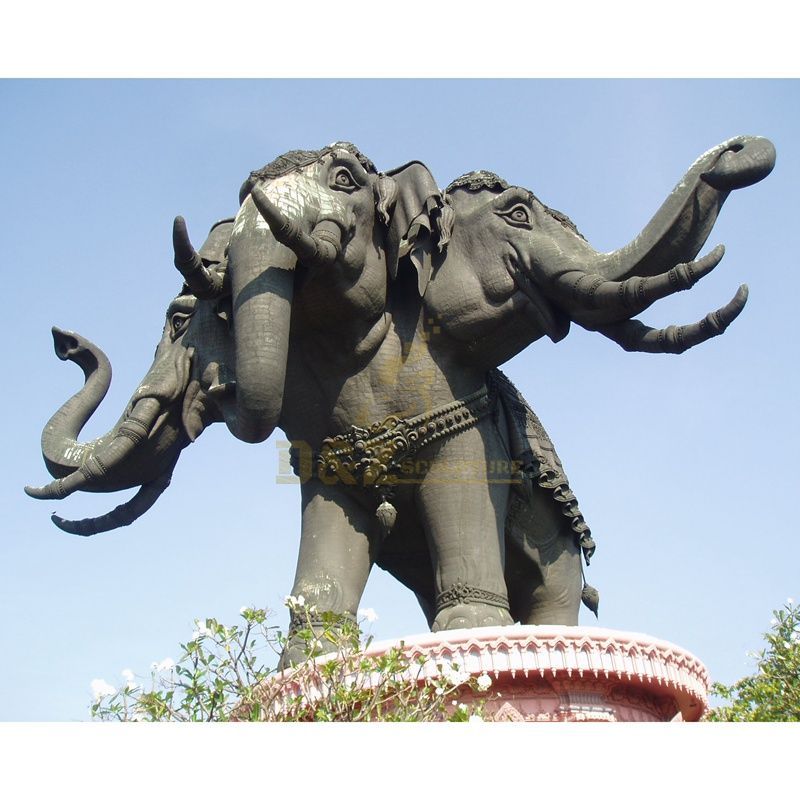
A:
[
  {"left": 24, "top": 220, "right": 235, "bottom": 533},
  {"left": 25, "top": 140, "right": 403, "bottom": 528},
  {"left": 363, "top": 134, "right": 775, "bottom": 636},
  {"left": 218, "top": 136, "right": 775, "bottom": 658},
  {"left": 26, "top": 137, "right": 775, "bottom": 667}
]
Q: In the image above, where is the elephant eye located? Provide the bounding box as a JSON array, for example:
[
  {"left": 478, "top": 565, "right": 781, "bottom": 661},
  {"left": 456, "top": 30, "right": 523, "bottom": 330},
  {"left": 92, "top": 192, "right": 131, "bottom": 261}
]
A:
[
  {"left": 330, "top": 167, "right": 358, "bottom": 192},
  {"left": 170, "top": 312, "right": 192, "bottom": 339},
  {"left": 499, "top": 204, "right": 532, "bottom": 227}
]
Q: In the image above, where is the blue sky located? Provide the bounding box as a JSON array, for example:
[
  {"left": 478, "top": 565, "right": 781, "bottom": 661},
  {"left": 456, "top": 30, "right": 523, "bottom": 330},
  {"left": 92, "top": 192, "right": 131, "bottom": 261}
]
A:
[{"left": 2, "top": 79, "right": 798, "bottom": 722}]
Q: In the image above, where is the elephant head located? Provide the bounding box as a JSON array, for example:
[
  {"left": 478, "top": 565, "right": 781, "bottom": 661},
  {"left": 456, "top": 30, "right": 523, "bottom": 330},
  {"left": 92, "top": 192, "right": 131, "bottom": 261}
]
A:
[
  {"left": 424, "top": 135, "right": 776, "bottom": 359},
  {"left": 25, "top": 222, "right": 235, "bottom": 535},
  {"left": 26, "top": 143, "right": 447, "bottom": 534},
  {"left": 217, "top": 142, "right": 447, "bottom": 443},
  {"left": 214, "top": 143, "right": 388, "bottom": 442}
]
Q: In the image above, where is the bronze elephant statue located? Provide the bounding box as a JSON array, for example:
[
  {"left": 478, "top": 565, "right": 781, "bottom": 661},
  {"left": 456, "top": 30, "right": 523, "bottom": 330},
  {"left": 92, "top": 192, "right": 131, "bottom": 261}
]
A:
[
  {"left": 24, "top": 220, "right": 233, "bottom": 534},
  {"left": 26, "top": 137, "right": 775, "bottom": 665}
]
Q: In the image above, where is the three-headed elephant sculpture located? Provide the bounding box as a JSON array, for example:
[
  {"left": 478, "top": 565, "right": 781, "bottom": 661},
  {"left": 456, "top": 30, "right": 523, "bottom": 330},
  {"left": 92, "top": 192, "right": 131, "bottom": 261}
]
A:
[{"left": 27, "top": 137, "right": 776, "bottom": 666}]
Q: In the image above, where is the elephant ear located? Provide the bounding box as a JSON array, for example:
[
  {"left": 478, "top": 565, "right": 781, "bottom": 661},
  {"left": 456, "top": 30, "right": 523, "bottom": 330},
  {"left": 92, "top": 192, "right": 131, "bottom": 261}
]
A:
[
  {"left": 384, "top": 161, "right": 453, "bottom": 296},
  {"left": 198, "top": 218, "right": 235, "bottom": 266}
]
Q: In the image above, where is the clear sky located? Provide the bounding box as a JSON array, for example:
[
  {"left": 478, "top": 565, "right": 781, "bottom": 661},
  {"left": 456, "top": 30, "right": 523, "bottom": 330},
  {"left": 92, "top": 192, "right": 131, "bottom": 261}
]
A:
[{"left": 2, "top": 78, "right": 798, "bottom": 722}]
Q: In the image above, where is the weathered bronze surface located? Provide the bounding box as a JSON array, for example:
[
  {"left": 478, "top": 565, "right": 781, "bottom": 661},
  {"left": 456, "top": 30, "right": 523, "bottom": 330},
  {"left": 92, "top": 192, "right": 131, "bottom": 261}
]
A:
[{"left": 26, "top": 137, "right": 776, "bottom": 664}]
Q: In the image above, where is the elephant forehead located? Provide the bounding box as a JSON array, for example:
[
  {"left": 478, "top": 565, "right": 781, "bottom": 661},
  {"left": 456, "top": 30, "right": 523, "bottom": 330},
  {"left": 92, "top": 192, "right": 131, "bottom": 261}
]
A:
[{"left": 232, "top": 169, "right": 346, "bottom": 237}]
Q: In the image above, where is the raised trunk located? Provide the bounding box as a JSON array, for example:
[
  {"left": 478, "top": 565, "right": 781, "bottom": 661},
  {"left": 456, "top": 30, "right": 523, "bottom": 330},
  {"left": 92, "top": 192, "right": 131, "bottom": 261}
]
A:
[
  {"left": 592, "top": 136, "right": 775, "bottom": 280},
  {"left": 39, "top": 327, "right": 114, "bottom": 477},
  {"left": 27, "top": 330, "right": 189, "bottom": 498}
]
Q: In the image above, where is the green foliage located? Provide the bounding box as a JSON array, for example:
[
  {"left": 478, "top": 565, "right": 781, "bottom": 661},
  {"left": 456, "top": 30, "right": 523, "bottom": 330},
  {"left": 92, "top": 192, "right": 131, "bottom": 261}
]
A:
[
  {"left": 90, "top": 599, "right": 492, "bottom": 722},
  {"left": 707, "top": 599, "right": 800, "bottom": 722}
]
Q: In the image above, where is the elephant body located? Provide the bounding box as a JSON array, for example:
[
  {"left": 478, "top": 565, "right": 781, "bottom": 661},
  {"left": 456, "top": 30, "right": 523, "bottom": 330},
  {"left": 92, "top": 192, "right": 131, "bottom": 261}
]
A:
[{"left": 27, "top": 137, "right": 776, "bottom": 665}]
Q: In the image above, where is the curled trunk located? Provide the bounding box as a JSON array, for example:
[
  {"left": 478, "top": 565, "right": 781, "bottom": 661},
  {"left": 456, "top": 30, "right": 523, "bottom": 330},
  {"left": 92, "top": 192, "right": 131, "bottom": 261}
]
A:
[
  {"left": 591, "top": 135, "right": 775, "bottom": 281},
  {"left": 26, "top": 329, "right": 189, "bottom": 499},
  {"left": 38, "top": 327, "right": 114, "bottom": 478}
]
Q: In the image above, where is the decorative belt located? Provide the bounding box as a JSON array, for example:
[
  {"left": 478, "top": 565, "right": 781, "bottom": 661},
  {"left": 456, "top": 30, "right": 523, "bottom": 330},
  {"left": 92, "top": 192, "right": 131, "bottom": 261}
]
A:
[{"left": 314, "top": 381, "right": 496, "bottom": 535}]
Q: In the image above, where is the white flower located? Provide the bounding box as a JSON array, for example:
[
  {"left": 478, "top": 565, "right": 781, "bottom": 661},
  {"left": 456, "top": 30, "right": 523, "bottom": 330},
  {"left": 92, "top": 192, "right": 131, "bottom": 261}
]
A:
[
  {"left": 358, "top": 607, "right": 379, "bottom": 623},
  {"left": 468, "top": 714, "right": 484, "bottom": 723},
  {"left": 445, "top": 664, "right": 470, "bottom": 687},
  {"left": 791, "top": 631, "right": 799, "bottom": 642},
  {"left": 435, "top": 687, "right": 444, "bottom": 696},
  {"left": 240, "top": 606, "right": 250, "bottom": 615},
  {"left": 788, "top": 597, "right": 795, "bottom": 606},
  {"left": 476, "top": 673, "right": 492, "bottom": 691},
  {"left": 153, "top": 658, "right": 175, "bottom": 672},
  {"left": 284, "top": 594, "right": 306, "bottom": 609},
  {"left": 192, "top": 620, "right": 212, "bottom": 639},
  {"left": 458, "top": 703, "right": 468, "bottom": 713},
  {"left": 90, "top": 678, "right": 116, "bottom": 701},
  {"left": 120, "top": 668, "right": 137, "bottom": 689}
]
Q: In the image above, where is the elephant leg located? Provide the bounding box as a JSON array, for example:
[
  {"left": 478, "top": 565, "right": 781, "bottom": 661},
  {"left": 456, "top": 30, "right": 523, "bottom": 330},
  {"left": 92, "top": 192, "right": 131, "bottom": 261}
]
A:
[
  {"left": 375, "top": 506, "right": 437, "bottom": 628},
  {"left": 415, "top": 419, "right": 514, "bottom": 632},
  {"left": 504, "top": 482, "right": 582, "bottom": 626},
  {"left": 279, "top": 478, "right": 380, "bottom": 668}
]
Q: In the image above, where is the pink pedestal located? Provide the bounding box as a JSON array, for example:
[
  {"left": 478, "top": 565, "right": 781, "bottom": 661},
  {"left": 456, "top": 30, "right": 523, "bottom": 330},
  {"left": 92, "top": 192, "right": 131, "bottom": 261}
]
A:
[{"left": 364, "top": 626, "right": 709, "bottom": 722}]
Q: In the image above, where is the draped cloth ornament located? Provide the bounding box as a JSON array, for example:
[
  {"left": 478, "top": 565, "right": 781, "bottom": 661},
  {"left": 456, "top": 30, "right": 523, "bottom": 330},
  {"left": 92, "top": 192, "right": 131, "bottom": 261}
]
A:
[{"left": 316, "top": 383, "right": 496, "bottom": 537}]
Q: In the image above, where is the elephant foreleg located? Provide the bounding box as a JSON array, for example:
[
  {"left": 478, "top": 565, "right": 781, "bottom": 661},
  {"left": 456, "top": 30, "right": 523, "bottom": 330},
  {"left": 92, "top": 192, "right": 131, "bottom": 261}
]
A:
[
  {"left": 414, "top": 420, "right": 514, "bottom": 631},
  {"left": 279, "top": 478, "right": 381, "bottom": 668}
]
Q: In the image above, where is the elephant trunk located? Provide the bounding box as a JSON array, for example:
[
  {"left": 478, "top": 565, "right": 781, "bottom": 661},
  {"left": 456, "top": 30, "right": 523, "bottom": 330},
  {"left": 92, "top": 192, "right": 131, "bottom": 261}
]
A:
[
  {"left": 225, "top": 193, "right": 297, "bottom": 443},
  {"left": 25, "top": 330, "right": 192, "bottom": 500},
  {"left": 592, "top": 135, "right": 775, "bottom": 281},
  {"left": 250, "top": 186, "right": 343, "bottom": 268},
  {"left": 38, "top": 327, "right": 113, "bottom": 477}
]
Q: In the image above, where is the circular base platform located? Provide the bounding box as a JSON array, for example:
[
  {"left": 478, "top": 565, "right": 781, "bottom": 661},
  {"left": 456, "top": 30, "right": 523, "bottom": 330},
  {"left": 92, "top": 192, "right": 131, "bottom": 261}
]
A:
[{"left": 363, "top": 625, "right": 709, "bottom": 722}]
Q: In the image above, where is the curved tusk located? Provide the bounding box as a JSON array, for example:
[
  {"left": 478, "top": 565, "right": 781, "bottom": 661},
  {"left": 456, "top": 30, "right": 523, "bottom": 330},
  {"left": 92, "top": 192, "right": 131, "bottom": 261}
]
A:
[
  {"left": 596, "top": 284, "right": 748, "bottom": 354},
  {"left": 24, "top": 398, "right": 161, "bottom": 500},
  {"left": 250, "top": 186, "right": 343, "bottom": 268},
  {"left": 173, "top": 216, "right": 225, "bottom": 298},
  {"left": 551, "top": 246, "right": 725, "bottom": 326},
  {"left": 50, "top": 472, "right": 173, "bottom": 536}
]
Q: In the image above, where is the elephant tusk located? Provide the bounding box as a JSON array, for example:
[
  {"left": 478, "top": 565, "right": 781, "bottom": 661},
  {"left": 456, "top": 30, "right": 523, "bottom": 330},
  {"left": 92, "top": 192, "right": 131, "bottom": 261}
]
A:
[
  {"left": 50, "top": 472, "right": 173, "bottom": 536},
  {"left": 596, "top": 284, "right": 748, "bottom": 354},
  {"left": 24, "top": 398, "right": 161, "bottom": 500},
  {"left": 207, "top": 379, "right": 236, "bottom": 400},
  {"left": 551, "top": 245, "right": 725, "bottom": 326},
  {"left": 250, "top": 185, "right": 343, "bottom": 268},
  {"left": 173, "top": 216, "right": 225, "bottom": 298}
]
